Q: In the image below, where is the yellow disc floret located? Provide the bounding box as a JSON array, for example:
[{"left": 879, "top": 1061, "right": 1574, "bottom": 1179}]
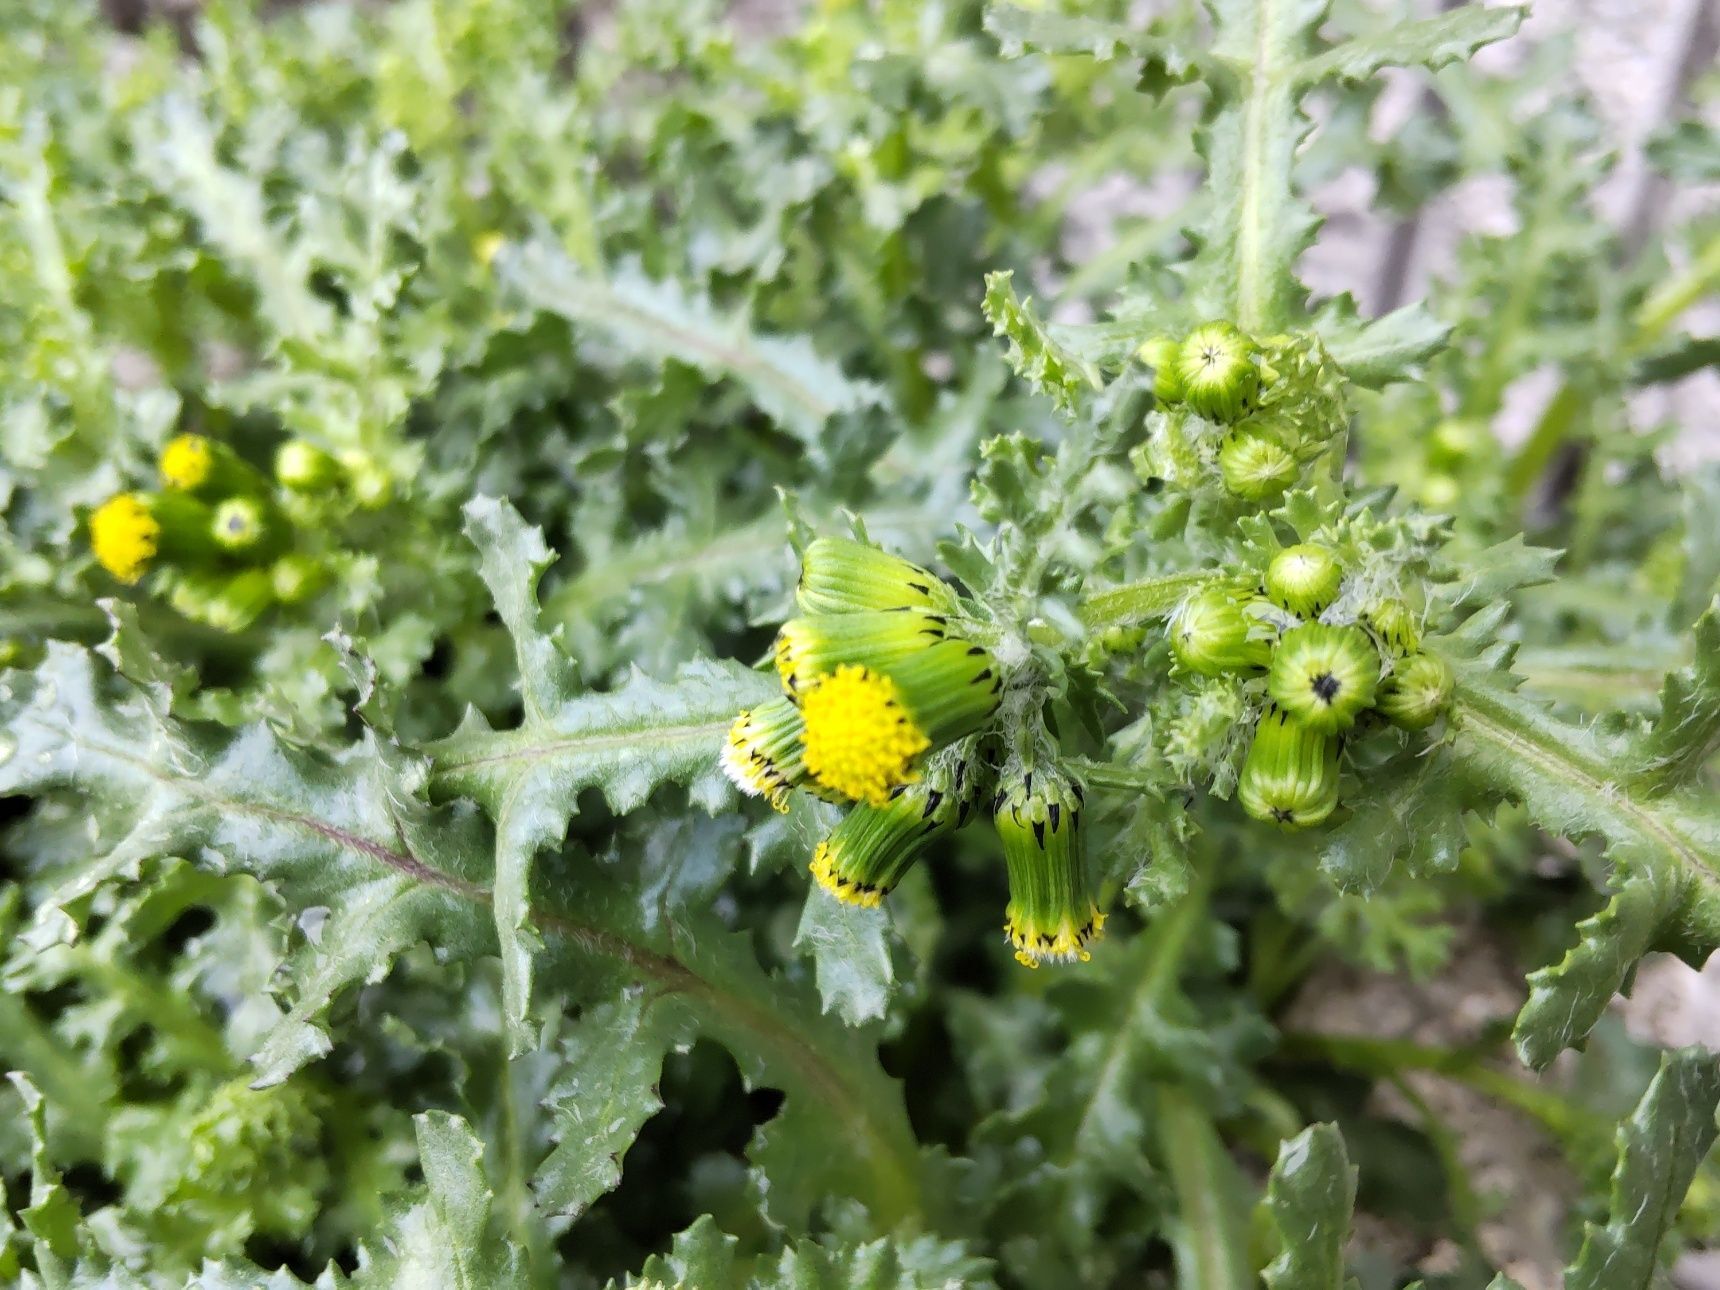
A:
[
  {"left": 89, "top": 494, "right": 160, "bottom": 584},
  {"left": 160, "top": 434, "right": 214, "bottom": 491},
  {"left": 810, "top": 840, "right": 887, "bottom": 908},
  {"left": 800, "top": 664, "right": 930, "bottom": 806}
]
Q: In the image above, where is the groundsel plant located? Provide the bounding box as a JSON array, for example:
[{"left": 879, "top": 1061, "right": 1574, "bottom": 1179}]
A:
[{"left": 2, "top": 0, "right": 1718, "bottom": 1285}]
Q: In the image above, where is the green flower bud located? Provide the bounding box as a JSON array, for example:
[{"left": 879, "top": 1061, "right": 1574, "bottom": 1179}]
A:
[
  {"left": 1267, "top": 623, "right": 1380, "bottom": 732},
  {"left": 1362, "top": 597, "right": 1420, "bottom": 657},
  {"left": 1137, "top": 335, "right": 1185, "bottom": 403},
  {"left": 211, "top": 497, "right": 283, "bottom": 558},
  {"left": 168, "top": 569, "right": 276, "bottom": 632},
  {"left": 1170, "top": 586, "right": 1273, "bottom": 676},
  {"left": 274, "top": 440, "right": 341, "bottom": 492},
  {"left": 1429, "top": 418, "right": 1487, "bottom": 467},
  {"left": 270, "top": 555, "right": 329, "bottom": 604},
  {"left": 1219, "top": 428, "right": 1297, "bottom": 500},
  {"left": 809, "top": 749, "right": 976, "bottom": 907},
  {"left": 1239, "top": 706, "right": 1340, "bottom": 829},
  {"left": 338, "top": 451, "right": 393, "bottom": 508},
  {"left": 1265, "top": 544, "right": 1343, "bottom": 618},
  {"left": 1377, "top": 651, "right": 1453, "bottom": 730},
  {"left": 995, "top": 765, "right": 1102, "bottom": 967},
  {"left": 1418, "top": 473, "right": 1460, "bottom": 511},
  {"left": 795, "top": 537, "right": 961, "bottom": 616},
  {"left": 1177, "top": 321, "right": 1259, "bottom": 423}
]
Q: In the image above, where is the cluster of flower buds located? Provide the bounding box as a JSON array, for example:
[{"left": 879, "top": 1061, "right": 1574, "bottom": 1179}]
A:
[
  {"left": 87, "top": 434, "right": 339, "bottom": 630},
  {"left": 1138, "top": 321, "right": 1332, "bottom": 503},
  {"left": 723, "top": 539, "right": 1003, "bottom": 812},
  {"left": 725, "top": 540, "right": 1111, "bottom": 968},
  {"left": 1168, "top": 543, "right": 1454, "bottom": 829}
]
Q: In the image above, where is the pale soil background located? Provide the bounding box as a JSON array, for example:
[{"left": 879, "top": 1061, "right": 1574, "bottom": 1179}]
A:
[{"left": 92, "top": 0, "right": 1720, "bottom": 1283}]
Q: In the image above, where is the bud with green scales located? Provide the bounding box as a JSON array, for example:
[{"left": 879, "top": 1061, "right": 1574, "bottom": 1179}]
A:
[
  {"left": 1176, "top": 321, "right": 1260, "bottom": 423},
  {"left": 1136, "top": 335, "right": 1185, "bottom": 403},
  {"left": 89, "top": 491, "right": 221, "bottom": 584},
  {"left": 274, "top": 440, "right": 341, "bottom": 492},
  {"left": 1362, "top": 597, "right": 1420, "bottom": 657},
  {"left": 809, "top": 748, "right": 977, "bottom": 907},
  {"left": 1169, "top": 585, "right": 1274, "bottom": 676},
  {"left": 167, "top": 568, "right": 277, "bottom": 632},
  {"left": 270, "top": 555, "right": 330, "bottom": 604},
  {"left": 1267, "top": 623, "right": 1380, "bottom": 732},
  {"left": 995, "top": 765, "right": 1103, "bottom": 967},
  {"left": 211, "top": 497, "right": 285, "bottom": 558},
  {"left": 794, "top": 537, "right": 961, "bottom": 616},
  {"left": 1239, "top": 705, "right": 1340, "bottom": 829},
  {"left": 1219, "top": 427, "right": 1298, "bottom": 500},
  {"left": 1377, "top": 652, "right": 1453, "bottom": 730},
  {"left": 1265, "top": 544, "right": 1344, "bottom": 618}
]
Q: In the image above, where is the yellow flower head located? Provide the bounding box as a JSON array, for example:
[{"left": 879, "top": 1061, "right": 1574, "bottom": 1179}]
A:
[
  {"left": 1006, "top": 906, "right": 1107, "bottom": 968},
  {"left": 800, "top": 664, "right": 930, "bottom": 806},
  {"left": 89, "top": 494, "right": 160, "bottom": 584},
  {"left": 811, "top": 840, "right": 887, "bottom": 908},
  {"left": 160, "top": 434, "right": 214, "bottom": 491}
]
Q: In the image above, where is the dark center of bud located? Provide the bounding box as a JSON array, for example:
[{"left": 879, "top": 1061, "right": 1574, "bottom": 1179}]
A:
[{"left": 1310, "top": 671, "right": 1341, "bottom": 704}]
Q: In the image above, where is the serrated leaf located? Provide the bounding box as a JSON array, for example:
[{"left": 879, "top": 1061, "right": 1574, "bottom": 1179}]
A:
[
  {"left": 1261, "top": 1123, "right": 1357, "bottom": 1290},
  {"left": 769, "top": 1231, "right": 996, "bottom": 1289},
  {"left": 983, "top": 4, "right": 1136, "bottom": 59},
  {"left": 1298, "top": 6, "right": 1523, "bottom": 84},
  {"left": 1435, "top": 534, "right": 1562, "bottom": 608},
  {"left": 1565, "top": 1048, "right": 1720, "bottom": 1290},
  {"left": 1320, "top": 752, "right": 1465, "bottom": 892},
  {"left": 794, "top": 888, "right": 898, "bottom": 1027},
  {"left": 534, "top": 993, "right": 676, "bottom": 1215},
  {"left": 1512, "top": 871, "right": 1680, "bottom": 1071},
  {"left": 463, "top": 495, "right": 578, "bottom": 721},
  {"left": 352, "top": 1111, "right": 525, "bottom": 1290},
  {"left": 1633, "top": 598, "right": 1720, "bottom": 794},
  {"left": 0, "top": 646, "right": 492, "bottom": 1085},
  {"left": 982, "top": 270, "right": 1101, "bottom": 414},
  {"left": 504, "top": 242, "right": 878, "bottom": 447},
  {"left": 8, "top": 1072, "right": 81, "bottom": 1267},
  {"left": 1449, "top": 657, "right": 1720, "bottom": 1065},
  {"left": 1315, "top": 299, "right": 1449, "bottom": 389},
  {"left": 626, "top": 1215, "right": 744, "bottom": 1289}
]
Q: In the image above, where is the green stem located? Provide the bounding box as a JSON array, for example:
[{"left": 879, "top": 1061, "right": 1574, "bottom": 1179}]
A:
[
  {"left": 1505, "top": 230, "right": 1720, "bottom": 501},
  {"left": 1159, "top": 1085, "right": 1256, "bottom": 1290},
  {"left": 1279, "top": 1030, "right": 1605, "bottom": 1148},
  {"left": 1078, "top": 570, "right": 1218, "bottom": 629}
]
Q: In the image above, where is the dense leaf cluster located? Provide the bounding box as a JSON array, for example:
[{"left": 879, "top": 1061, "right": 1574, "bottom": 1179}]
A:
[{"left": 1, "top": 0, "right": 1717, "bottom": 1286}]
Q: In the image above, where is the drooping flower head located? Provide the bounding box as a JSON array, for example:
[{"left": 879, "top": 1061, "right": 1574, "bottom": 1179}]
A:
[
  {"left": 795, "top": 537, "right": 960, "bottom": 616},
  {"left": 1267, "top": 622, "right": 1380, "bottom": 733},
  {"left": 1239, "top": 704, "right": 1340, "bottom": 829},
  {"left": 995, "top": 764, "right": 1103, "bottom": 967},
  {"left": 809, "top": 748, "right": 976, "bottom": 907}
]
